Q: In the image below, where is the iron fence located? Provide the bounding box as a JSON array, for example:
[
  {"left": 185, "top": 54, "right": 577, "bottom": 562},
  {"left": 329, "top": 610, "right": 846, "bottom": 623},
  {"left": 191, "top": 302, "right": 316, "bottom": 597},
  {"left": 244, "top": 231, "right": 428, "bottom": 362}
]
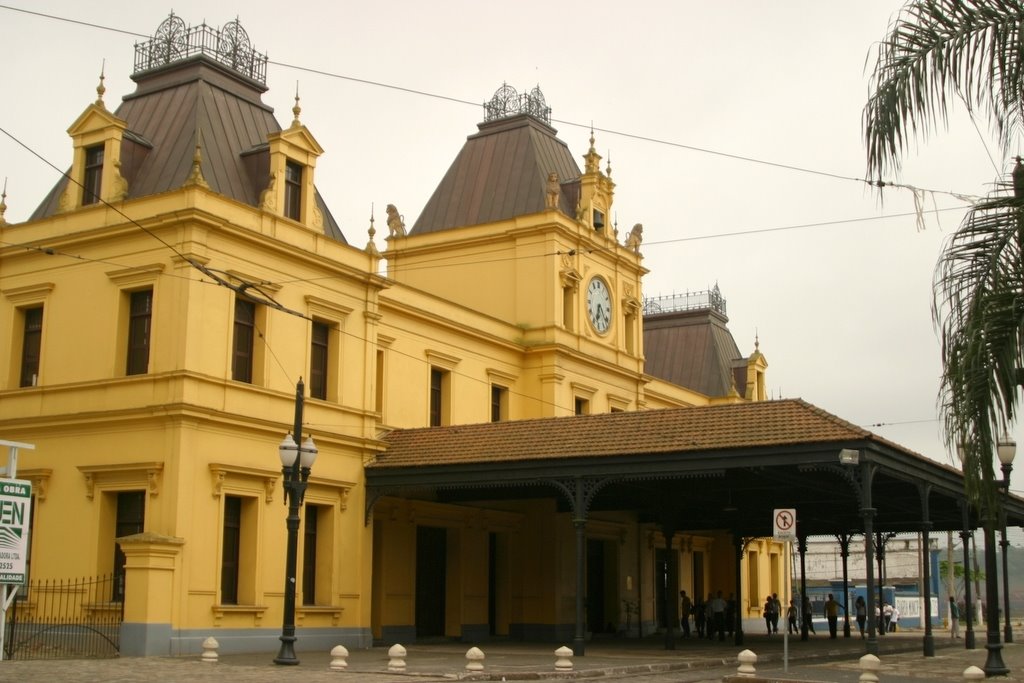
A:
[{"left": 3, "top": 574, "right": 122, "bottom": 660}]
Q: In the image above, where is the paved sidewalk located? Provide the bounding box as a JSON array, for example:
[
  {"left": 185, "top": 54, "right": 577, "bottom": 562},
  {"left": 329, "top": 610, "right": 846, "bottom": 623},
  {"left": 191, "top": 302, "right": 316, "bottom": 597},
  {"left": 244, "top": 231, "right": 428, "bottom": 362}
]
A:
[{"left": 0, "top": 629, "right": 1021, "bottom": 682}]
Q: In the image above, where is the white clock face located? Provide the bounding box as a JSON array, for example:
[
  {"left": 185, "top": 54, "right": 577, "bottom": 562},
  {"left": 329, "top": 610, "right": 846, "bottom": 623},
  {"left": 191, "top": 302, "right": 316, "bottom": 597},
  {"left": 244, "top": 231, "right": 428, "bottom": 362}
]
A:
[{"left": 587, "top": 277, "right": 612, "bottom": 334}]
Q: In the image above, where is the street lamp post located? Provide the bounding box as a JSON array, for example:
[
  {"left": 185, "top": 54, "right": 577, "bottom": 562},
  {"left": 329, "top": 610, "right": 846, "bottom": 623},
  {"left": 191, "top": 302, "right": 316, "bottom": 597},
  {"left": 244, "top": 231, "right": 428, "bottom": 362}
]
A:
[
  {"left": 982, "top": 506, "right": 1008, "bottom": 676},
  {"left": 997, "top": 435, "right": 1016, "bottom": 645},
  {"left": 274, "top": 379, "right": 317, "bottom": 666}
]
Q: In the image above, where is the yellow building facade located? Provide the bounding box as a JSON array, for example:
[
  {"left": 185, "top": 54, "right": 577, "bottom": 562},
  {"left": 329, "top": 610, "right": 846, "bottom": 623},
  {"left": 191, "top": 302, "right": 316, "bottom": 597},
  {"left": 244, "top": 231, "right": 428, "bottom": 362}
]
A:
[{"left": 0, "top": 15, "right": 784, "bottom": 655}]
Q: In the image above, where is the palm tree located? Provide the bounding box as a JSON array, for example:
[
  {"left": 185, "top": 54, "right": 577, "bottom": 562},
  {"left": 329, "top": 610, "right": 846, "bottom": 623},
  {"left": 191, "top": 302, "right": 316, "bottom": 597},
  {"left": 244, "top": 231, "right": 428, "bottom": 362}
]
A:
[{"left": 864, "top": 0, "right": 1024, "bottom": 519}]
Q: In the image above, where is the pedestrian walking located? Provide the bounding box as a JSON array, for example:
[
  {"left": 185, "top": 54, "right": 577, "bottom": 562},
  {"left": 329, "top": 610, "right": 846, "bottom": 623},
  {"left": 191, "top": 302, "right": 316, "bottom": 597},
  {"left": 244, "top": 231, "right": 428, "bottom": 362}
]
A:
[
  {"left": 787, "top": 599, "right": 799, "bottom": 634},
  {"left": 824, "top": 593, "right": 839, "bottom": 639},
  {"left": 679, "top": 590, "right": 692, "bottom": 637},
  {"left": 855, "top": 595, "right": 866, "bottom": 638}
]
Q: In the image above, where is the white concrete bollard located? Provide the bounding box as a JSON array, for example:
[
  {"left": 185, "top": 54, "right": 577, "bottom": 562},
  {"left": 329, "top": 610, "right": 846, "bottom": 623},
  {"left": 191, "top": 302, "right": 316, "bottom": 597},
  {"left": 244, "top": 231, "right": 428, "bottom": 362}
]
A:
[
  {"left": 388, "top": 643, "right": 407, "bottom": 672},
  {"left": 963, "top": 665, "right": 985, "bottom": 681},
  {"left": 736, "top": 649, "right": 757, "bottom": 677},
  {"left": 200, "top": 636, "right": 219, "bottom": 663},
  {"left": 465, "top": 646, "right": 485, "bottom": 672},
  {"left": 329, "top": 644, "right": 349, "bottom": 671},
  {"left": 554, "top": 645, "right": 574, "bottom": 671},
  {"left": 858, "top": 653, "right": 881, "bottom": 683}
]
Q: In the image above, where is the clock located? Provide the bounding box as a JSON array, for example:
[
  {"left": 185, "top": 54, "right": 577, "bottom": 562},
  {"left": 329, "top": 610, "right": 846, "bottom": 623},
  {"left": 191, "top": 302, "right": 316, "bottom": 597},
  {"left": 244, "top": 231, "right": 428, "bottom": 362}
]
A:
[{"left": 586, "top": 277, "right": 612, "bottom": 334}]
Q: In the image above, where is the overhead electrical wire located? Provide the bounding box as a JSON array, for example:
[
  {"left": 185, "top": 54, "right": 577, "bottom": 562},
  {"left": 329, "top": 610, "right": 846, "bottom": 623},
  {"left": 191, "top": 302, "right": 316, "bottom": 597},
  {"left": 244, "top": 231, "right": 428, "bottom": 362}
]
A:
[
  {"left": 0, "top": 3, "right": 994, "bottom": 431},
  {"left": 0, "top": 3, "right": 989, "bottom": 203}
]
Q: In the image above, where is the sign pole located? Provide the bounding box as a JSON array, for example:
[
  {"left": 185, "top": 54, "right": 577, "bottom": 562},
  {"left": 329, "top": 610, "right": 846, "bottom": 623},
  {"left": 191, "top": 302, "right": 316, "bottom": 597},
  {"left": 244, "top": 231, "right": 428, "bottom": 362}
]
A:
[
  {"left": 783, "top": 539, "right": 789, "bottom": 672},
  {"left": 773, "top": 509, "right": 797, "bottom": 674},
  {"left": 0, "top": 439, "right": 34, "bottom": 662}
]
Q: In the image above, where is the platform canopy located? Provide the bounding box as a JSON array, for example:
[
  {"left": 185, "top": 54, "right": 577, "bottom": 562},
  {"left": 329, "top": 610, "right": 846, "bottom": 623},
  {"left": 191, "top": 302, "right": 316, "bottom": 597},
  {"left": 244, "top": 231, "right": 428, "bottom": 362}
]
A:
[{"left": 367, "top": 399, "right": 1024, "bottom": 535}]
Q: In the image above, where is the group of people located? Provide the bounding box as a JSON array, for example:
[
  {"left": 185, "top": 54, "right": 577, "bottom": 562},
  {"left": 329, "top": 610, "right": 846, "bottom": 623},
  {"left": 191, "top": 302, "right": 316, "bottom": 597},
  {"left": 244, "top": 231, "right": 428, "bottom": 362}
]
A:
[
  {"left": 678, "top": 590, "right": 736, "bottom": 641},
  {"left": 761, "top": 593, "right": 784, "bottom": 634},
  {"left": 680, "top": 590, "right": 914, "bottom": 640}
]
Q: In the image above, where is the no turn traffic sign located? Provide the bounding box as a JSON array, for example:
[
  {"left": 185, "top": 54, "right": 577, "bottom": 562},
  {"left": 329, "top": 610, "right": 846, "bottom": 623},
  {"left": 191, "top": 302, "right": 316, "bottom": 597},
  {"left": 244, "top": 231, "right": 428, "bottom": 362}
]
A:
[{"left": 773, "top": 508, "right": 796, "bottom": 542}]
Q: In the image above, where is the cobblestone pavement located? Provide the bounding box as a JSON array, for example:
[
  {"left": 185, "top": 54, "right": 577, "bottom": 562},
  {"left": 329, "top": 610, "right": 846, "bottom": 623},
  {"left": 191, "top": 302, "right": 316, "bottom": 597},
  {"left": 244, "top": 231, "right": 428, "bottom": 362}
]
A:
[{"left": 1, "top": 630, "right": 1022, "bottom": 682}]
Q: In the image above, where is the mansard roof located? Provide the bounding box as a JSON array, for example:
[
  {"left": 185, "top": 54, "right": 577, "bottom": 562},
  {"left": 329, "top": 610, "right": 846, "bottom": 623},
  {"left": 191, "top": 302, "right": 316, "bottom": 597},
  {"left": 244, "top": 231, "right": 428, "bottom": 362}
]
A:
[
  {"left": 644, "top": 305, "right": 743, "bottom": 398},
  {"left": 32, "top": 32, "right": 344, "bottom": 243},
  {"left": 411, "top": 113, "right": 581, "bottom": 235}
]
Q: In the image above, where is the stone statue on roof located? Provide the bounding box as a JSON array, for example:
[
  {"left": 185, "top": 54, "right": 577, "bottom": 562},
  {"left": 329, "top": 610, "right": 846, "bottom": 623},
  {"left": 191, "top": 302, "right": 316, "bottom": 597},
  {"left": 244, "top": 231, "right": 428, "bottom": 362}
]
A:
[
  {"left": 545, "top": 172, "right": 560, "bottom": 210},
  {"left": 624, "top": 223, "right": 643, "bottom": 254},
  {"left": 386, "top": 204, "right": 406, "bottom": 238}
]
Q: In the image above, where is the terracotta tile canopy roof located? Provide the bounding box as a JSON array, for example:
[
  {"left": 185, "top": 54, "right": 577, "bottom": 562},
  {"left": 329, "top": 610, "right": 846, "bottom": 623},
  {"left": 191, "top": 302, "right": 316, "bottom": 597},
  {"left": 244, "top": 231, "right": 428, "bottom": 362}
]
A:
[
  {"left": 370, "top": 400, "right": 1024, "bottom": 534},
  {"left": 372, "top": 398, "right": 898, "bottom": 469}
]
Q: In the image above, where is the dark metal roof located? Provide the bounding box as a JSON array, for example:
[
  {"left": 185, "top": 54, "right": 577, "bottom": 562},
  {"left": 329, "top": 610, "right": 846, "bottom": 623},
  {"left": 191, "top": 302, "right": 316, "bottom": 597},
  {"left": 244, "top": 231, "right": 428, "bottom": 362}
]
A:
[
  {"left": 410, "top": 114, "right": 581, "bottom": 234},
  {"left": 31, "top": 55, "right": 344, "bottom": 243},
  {"left": 644, "top": 307, "right": 743, "bottom": 397},
  {"left": 367, "top": 399, "right": 1024, "bottom": 535}
]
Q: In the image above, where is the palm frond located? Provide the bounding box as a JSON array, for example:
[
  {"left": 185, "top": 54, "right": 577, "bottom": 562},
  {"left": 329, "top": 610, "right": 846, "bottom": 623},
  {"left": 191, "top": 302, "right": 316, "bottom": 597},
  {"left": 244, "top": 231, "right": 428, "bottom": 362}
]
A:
[
  {"left": 934, "top": 178, "right": 1024, "bottom": 515},
  {"left": 865, "top": 0, "right": 1024, "bottom": 180}
]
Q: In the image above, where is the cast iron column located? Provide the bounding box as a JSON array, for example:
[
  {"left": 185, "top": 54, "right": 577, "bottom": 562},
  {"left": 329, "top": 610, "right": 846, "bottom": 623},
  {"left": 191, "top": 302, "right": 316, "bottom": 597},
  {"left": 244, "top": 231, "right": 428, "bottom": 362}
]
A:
[
  {"left": 663, "top": 527, "right": 678, "bottom": 651},
  {"left": 572, "top": 477, "right": 587, "bottom": 657},
  {"left": 860, "top": 460, "right": 878, "bottom": 655},
  {"left": 876, "top": 532, "right": 886, "bottom": 637},
  {"left": 982, "top": 511, "right": 1008, "bottom": 676},
  {"left": 919, "top": 482, "right": 934, "bottom": 657},
  {"left": 798, "top": 534, "right": 808, "bottom": 641},
  {"left": 838, "top": 534, "right": 851, "bottom": 638},
  {"left": 734, "top": 534, "right": 744, "bottom": 646},
  {"left": 1001, "top": 460, "right": 1014, "bottom": 644},
  {"left": 961, "top": 502, "right": 976, "bottom": 650}
]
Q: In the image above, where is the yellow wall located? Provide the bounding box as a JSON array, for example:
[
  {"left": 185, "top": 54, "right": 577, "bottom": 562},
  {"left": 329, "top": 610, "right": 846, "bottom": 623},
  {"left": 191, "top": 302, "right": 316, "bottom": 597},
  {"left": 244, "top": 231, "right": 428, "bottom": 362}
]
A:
[{"left": 0, "top": 83, "right": 774, "bottom": 654}]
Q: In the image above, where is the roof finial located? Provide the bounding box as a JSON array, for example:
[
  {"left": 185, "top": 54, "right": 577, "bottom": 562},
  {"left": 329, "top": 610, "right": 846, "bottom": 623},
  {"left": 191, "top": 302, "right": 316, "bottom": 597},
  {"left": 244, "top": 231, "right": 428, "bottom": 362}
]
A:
[
  {"left": 96, "top": 60, "right": 107, "bottom": 109},
  {"left": 185, "top": 128, "right": 210, "bottom": 189},
  {"left": 292, "top": 82, "right": 302, "bottom": 128},
  {"left": 584, "top": 124, "right": 601, "bottom": 174},
  {"left": 606, "top": 150, "right": 612, "bottom": 177},
  {"left": 755, "top": 329, "right": 760, "bottom": 351},
  {"left": 0, "top": 177, "right": 8, "bottom": 227},
  {"left": 366, "top": 203, "right": 381, "bottom": 257}
]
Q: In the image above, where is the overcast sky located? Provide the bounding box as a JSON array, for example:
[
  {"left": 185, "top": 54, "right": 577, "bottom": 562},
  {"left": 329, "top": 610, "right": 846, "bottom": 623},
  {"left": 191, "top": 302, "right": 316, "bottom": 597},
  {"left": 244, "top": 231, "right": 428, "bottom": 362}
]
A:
[{"left": 3, "top": 1, "right": 1022, "bottom": 497}]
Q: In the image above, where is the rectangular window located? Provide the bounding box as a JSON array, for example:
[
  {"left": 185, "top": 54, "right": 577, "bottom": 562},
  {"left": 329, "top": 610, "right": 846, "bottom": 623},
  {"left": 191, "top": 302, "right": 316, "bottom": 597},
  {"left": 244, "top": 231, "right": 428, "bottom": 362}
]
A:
[
  {"left": 221, "top": 496, "right": 241, "bottom": 605},
  {"left": 112, "top": 491, "right": 145, "bottom": 602},
  {"left": 232, "top": 298, "right": 255, "bottom": 383},
  {"left": 284, "top": 161, "right": 302, "bottom": 220},
  {"left": 126, "top": 289, "right": 153, "bottom": 375},
  {"left": 562, "top": 286, "right": 575, "bottom": 332},
  {"left": 20, "top": 306, "right": 43, "bottom": 387},
  {"left": 491, "top": 385, "right": 507, "bottom": 422},
  {"left": 624, "top": 310, "right": 636, "bottom": 355},
  {"left": 302, "top": 504, "right": 319, "bottom": 605},
  {"left": 429, "top": 367, "right": 449, "bottom": 427},
  {"left": 310, "top": 321, "right": 329, "bottom": 400},
  {"left": 574, "top": 397, "right": 589, "bottom": 415},
  {"left": 83, "top": 144, "right": 104, "bottom": 205},
  {"left": 374, "top": 349, "right": 385, "bottom": 415}
]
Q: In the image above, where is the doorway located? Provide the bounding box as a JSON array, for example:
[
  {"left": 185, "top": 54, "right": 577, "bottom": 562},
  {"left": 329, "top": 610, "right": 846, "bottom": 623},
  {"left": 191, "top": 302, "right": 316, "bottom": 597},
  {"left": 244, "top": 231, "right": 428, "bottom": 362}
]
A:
[{"left": 415, "top": 526, "right": 447, "bottom": 638}]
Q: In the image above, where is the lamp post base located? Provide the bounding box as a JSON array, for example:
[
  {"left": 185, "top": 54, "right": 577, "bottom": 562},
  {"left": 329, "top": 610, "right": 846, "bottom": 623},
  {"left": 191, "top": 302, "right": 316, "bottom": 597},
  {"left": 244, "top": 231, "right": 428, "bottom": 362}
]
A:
[
  {"left": 1005, "top": 625, "right": 1014, "bottom": 644},
  {"left": 274, "top": 635, "right": 300, "bottom": 666},
  {"left": 983, "top": 641, "right": 1008, "bottom": 677}
]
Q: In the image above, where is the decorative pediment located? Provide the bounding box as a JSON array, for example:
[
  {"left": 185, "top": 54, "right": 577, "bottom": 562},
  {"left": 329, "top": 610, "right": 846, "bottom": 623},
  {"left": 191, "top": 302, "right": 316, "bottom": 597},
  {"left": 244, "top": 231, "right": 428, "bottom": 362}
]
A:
[
  {"left": 67, "top": 103, "right": 127, "bottom": 138},
  {"left": 269, "top": 124, "right": 324, "bottom": 158},
  {"left": 77, "top": 462, "right": 163, "bottom": 499}
]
